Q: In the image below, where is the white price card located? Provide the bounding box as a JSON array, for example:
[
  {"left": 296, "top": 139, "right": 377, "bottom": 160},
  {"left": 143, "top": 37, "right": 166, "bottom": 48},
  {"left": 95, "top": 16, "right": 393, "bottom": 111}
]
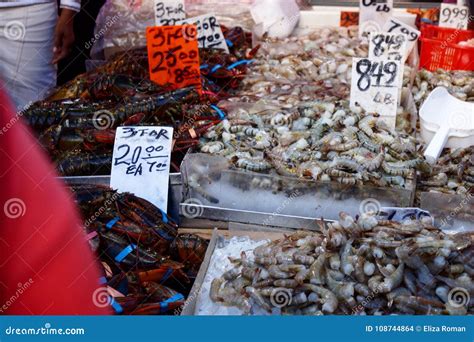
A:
[
  {"left": 179, "top": 14, "right": 229, "bottom": 52},
  {"left": 111, "top": 126, "right": 173, "bottom": 213},
  {"left": 154, "top": 0, "right": 186, "bottom": 26},
  {"left": 369, "top": 32, "right": 407, "bottom": 62},
  {"left": 359, "top": 0, "right": 393, "bottom": 37},
  {"left": 439, "top": 3, "right": 469, "bottom": 29},
  {"left": 369, "top": 32, "right": 405, "bottom": 103},
  {"left": 350, "top": 57, "right": 401, "bottom": 129},
  {"left": 383, "top": 17, "right": 420, "bottom": 59}
]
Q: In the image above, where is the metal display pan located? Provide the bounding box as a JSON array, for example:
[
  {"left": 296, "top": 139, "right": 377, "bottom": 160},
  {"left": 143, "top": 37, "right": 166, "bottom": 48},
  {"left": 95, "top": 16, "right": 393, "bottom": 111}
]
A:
[
  {"left": 420, "top": 191, "right": 474, "bottom": 233},
  {"left": 180, "top": 153, "right": 415, "bottom": 229}
]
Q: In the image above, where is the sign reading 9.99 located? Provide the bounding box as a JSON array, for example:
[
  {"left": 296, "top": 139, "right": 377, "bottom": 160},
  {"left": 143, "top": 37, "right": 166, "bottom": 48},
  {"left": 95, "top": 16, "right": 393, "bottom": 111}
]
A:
[{"left": 146, "top": 25, "right": 201, "bottom": 93}]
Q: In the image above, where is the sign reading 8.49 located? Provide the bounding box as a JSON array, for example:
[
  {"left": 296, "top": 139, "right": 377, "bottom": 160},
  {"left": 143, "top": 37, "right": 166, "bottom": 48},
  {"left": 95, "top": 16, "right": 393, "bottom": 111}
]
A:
[{"left": 146, "top": 25, "right": 201, "bottom": 93}]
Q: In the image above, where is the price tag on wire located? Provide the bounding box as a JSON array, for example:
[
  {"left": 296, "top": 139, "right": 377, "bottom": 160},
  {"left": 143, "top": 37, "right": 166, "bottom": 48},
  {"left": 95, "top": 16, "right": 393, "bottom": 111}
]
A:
[
  {"left": 146, "top": 25, "right": 201, "bottom": 93},
  {"left": 154, "top": 0, "right": 186, "bottom": 26},
  {"left": 350, "top": 57, "right": 401, "bottom": 129},
  {"left": 359, "top": 0, "right": 393, "bottom": 37},
  {"left": 178, "top": 13, "right": 229, "bottom": 52},
  {"left": 383, "top": 17, "right": 420, "bottom": 59},
  {"left": 110, "top": 126, "right": 173, "bottom": 213},
  {"left": 439, "top": 3, "right": 469, "bottom": 29}
]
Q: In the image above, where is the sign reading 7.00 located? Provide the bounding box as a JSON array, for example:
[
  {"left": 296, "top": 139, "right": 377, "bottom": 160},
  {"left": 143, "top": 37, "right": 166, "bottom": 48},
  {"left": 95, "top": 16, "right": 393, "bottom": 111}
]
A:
[{"left": 146, "top": 25, "right": 201, "bottom": 93}]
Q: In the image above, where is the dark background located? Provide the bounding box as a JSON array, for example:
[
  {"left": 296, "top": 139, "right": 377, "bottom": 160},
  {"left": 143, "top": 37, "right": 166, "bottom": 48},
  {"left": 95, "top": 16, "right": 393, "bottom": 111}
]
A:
[{"left": 57, "top": 0, "right": 106, "bottom": 85}]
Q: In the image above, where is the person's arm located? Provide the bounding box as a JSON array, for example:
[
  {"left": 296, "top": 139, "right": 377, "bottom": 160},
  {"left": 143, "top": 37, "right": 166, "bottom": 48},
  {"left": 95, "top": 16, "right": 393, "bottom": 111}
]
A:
[
  {"left": 52, "top": 1, "right": 82, "bottom": 64},
  {"left": 0, "top": 89, "right": 109, "bottom": 315}
]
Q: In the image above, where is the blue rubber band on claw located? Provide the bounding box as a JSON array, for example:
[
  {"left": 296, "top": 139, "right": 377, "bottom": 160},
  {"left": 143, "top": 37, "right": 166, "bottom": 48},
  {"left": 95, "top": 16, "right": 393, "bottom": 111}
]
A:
[
  {"left": 200, "top": 64, "right": 209, "bottom": 70},
  {"left": 98, "top": 276, "right": 107, "bottom": 285},
  {"left": 160, "top": 294, "right": 185, "bottom": 313},
  {"left": 106, "top": 216, "right": 120, "bottom": 230},
  {"left": 110, "top": 297, "right": 123, "bottom": 314},
  {"left": 210, "top": 105, "right": 225, "bottom": 119},
  {"left": 210, "top": 64, "right": 223, "bottom": 74},
  {"left": 159, "top": 209, "right": 169, "bottom": 224},
  {"left": 160, "top": 268, "right": 174, "bottom": 284},
  {"left": 226, "top": 39, "right": 233, "bottom": 47},
  {"left": 115, "top": 244, "right": 137, "bottom": 263},
  {"left": 227, "top": 59, "right": 254, "bottom": 70}
]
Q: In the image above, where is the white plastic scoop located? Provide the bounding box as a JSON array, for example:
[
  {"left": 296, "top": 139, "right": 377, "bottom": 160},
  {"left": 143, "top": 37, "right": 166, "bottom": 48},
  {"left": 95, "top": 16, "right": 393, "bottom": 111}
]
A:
[{"left": 420, "top": 87, "right": 474, "bottom": 164}]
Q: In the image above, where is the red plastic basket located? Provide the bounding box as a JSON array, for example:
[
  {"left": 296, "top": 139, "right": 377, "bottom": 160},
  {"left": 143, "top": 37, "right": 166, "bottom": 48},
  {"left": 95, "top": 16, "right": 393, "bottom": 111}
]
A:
[{"left": 419, "top": 24, "right": 474, "bottom": 71}]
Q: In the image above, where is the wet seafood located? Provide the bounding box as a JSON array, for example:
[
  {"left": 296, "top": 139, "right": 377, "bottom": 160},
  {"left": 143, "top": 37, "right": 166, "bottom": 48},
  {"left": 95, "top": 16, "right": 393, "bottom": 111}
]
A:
[
  {"left": 71, "top": 184, "right": 208, "bottom": 315},
  {"left": 412, "top": 69, "right": 474, "bottom": 106},
  {"left": 23, "top": 28, "right": 257, "bottom": 176},
  {"left": 199, "top": 100, "right": 423, "bottom": 189},
  {"left": 417, "top": 146, "right": 473, "bottom": 196},
  {"left": 209, "top": 213, "right": 473, "bottom": 315}
]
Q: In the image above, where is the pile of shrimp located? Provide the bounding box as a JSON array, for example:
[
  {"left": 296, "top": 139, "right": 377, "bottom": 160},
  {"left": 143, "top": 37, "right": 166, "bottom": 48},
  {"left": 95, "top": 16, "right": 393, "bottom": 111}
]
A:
[
  {"left": 209, "top": 212, "right": 473, "bottom": 315},
  {"left": 417, "top": 146, "right": 474, "bottom": 196},
  {"left": 199, "top": 99, "right": 427, "bottom": 189},
  {"left": 412, "top": 69, "right": 474, "bottom": 107}
]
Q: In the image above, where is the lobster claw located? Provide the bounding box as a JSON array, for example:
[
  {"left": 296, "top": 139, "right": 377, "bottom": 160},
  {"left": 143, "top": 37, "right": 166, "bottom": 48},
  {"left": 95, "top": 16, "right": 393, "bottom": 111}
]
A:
[{"left": 135, "top": 261, "right": 190, "bottom": 285}]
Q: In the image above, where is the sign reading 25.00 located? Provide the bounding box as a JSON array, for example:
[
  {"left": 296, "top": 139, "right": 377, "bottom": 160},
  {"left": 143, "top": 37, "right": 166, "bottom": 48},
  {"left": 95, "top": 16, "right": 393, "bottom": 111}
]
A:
[{"left": 146, "top": 25, "right": 201, "bottom": 93}]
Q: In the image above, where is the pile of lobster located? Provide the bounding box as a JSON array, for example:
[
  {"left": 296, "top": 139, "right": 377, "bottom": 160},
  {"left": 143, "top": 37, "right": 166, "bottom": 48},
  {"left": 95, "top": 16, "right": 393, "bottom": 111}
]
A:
[
  {"left": 23, "top": 27, "right": 257, "bottom": 176},
  {"left": 72, "top": 184, "right": 208, "bottom": 315}
]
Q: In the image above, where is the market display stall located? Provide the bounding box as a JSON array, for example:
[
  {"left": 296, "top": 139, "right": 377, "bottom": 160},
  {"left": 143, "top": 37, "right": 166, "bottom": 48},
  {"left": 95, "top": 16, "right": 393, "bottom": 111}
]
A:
[{"left": 17, "top": 0, "right": 474, "bottom": 316}]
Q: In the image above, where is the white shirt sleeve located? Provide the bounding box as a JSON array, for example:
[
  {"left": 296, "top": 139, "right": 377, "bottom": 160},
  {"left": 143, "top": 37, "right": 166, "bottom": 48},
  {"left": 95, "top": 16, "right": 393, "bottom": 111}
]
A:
[{"left": 60, "top": 0, "right": 81, "bottom": 12}]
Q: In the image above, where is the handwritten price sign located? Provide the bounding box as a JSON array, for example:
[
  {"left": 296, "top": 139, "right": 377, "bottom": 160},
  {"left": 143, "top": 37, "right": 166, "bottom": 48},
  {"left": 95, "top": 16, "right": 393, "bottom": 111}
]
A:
[
  {"left": 369, "top": 32, "right": 407, "bottom": 62},
  {"left": 383, "top": 18, "right": 420, "bottom": 60},
  {"left": 439, "top": 3, "right": 469, "bottom": 29},
  {"left": 179, "top": 14, "right": 229, "bottom": 52},
  {"left": 146, "top": 25, "right": 201, "bottom": 93},
  {"left": 350, "top": 57, "right": 401, "bottom": 129},
  {"left": 359, "top": 0, "right": 393, "bottom": 37},
  {"left": 111, "top": 126, "right": 174, "bottom": 212},
  {"left": 154, "top": 0, "right": 186, "bottom": 26}
]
